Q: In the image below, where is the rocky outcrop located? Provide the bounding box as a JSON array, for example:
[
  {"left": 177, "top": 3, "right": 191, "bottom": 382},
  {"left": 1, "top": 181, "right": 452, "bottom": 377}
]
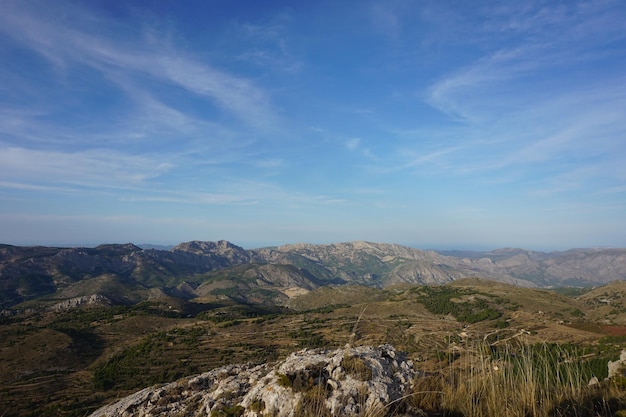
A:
[
  {"left": 50, "top": 294, "right": 111, "bottom": 311},
  {"left": 88, "top": 344, "right": 423, "bottom": 417},
  {"left": 172, "top": 240, "right": 251, "bottom": 264}
]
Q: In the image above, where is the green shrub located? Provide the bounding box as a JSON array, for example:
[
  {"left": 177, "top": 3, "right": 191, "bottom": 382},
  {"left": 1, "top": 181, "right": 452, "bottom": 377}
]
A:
[
  {"left": 276, "top": 373, "right": 291, "bottom": 388},
  {"left": 494, "top": 319, "right": 509, "bottom": 329},
  {"left": 210, "top": 405, "right": 244, "bottom": 417},
  {"left": 249, "top": 399, "right": 265, "bottom": 412}
]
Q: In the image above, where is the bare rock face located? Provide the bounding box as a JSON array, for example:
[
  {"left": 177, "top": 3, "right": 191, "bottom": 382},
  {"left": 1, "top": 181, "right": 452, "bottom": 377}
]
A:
[
  {"left": 172, "top": 240, "right": 251, "bottom": 264},
  {"left": 88, "top": 344, "right": 424, "bottom": 417},
  {"left": 50, "top": 294, "right": 111, "bottom": 311}
]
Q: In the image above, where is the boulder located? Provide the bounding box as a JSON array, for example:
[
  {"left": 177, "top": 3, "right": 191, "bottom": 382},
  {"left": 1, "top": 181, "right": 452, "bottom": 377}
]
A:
[
  {"left": 608, "top": 349, "right": 626, "bottom": 380},
  {"left": 88, "top": 344, "right": 424, "bottom": 417}
]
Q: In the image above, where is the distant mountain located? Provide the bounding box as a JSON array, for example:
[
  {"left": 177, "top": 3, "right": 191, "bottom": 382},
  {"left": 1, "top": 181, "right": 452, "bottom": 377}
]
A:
[
  {"left": 1, "top": 240, "right": 625, "bottom": 309},
  {"left": 0, "top": 241, "right": 251, "bottom": 308},
  {"left": 137, "top": 244, "right": 174, "bottom": 250},
  {"left": 443, "top": 247, "right": 626, "bottom": 286}
]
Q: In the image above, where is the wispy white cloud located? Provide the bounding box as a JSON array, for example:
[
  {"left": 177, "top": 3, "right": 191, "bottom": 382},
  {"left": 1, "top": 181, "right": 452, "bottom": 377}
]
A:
[
  {"left": 346, "top": 138, "right": 361, "bottom": 151},
  {"left": 107, "top": 78, "right": 241, "bottom": 148},
  {"left": 0, "top": 147, "right": 172, "bottom": 187},
  {"left": 120, "top": 193, "right": 257, "bottom": 206},
  {"left": 485, "top": 0, "right": 626, "bottom": 44},
  {"left": 403, "top": 145, "right": 465, "bottom": 169},
  {"left": 415, "top": 0, "right": 626, "bottom": 195},
  {"left": 0, "top": 0, "right": 288, "bottom": 201},
  {"left": 0, "top": 181, "right": 78, "bottom": 193},
  {"left": 155, "top": 56, "right": 278, "bottom": 129},
  {"left": 233, "top": 14, "right": 303, "bottom": 73},
  {"left": 111, "top": 176, "right": 350, "bottom": 210},
  {"left": 426, "top": 46, "right": 544, "bottom": 120},
  {"left": 346, "top": 137, "right": 377, "bottom": 160},
  {"left": 425, "top": 0, "right": 626, "bottom": 120},
  {"left": 0, "top": 1, "right": 278, "bottom": 131},
  {"left": 391, "top": 79, "right": 626, "bottom": 202}
]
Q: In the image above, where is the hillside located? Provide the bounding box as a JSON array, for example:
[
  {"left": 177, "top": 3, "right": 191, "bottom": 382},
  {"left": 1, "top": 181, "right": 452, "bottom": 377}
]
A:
[
  {"left": 2, "top": 279, "right": 626, "bottom": 416},
  {"left": 2, "top": 240, "right": 626, "bottom": 310}
]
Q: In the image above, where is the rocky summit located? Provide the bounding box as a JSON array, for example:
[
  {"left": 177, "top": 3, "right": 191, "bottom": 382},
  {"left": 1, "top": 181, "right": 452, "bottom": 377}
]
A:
[{"left": 88, "top": 344, "right": 423, "bottom": 417}]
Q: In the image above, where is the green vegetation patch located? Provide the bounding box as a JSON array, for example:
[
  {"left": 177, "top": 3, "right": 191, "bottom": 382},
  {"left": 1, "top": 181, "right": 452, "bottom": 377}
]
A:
[
  {"left": 210, "top": 405, "right": 245, "bottom": 417},
  {"left": 199, "top": 304, "right": 290, "bottom": 323},
  {"left": 549, "top": 287, "right": 595, "bottom": 297},
  {"left": 412, "top": 286, "right": 503, "bottom": 323},
  {"left": 92, "top": 330, "right": 201, "bottom": 390},
  {"left": 288, "top": 328, "right": 326, "bottom": 348}
]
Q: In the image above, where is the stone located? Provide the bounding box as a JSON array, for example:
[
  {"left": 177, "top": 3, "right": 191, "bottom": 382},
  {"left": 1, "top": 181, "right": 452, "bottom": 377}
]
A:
[
  {"left": 608, "top": 349, "right": 626, "bottom": 380},
  {"left": 88, "top": 344, "right": 423, "bottom": 417}
]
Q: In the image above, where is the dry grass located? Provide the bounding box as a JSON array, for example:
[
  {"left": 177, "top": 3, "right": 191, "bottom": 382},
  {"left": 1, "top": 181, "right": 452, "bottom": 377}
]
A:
[
  {"left": 410, "top": 339, "right": 626, "bottom": 417},
  {"left": 3, "top": 281, "right": 626, "bottom": 416}
]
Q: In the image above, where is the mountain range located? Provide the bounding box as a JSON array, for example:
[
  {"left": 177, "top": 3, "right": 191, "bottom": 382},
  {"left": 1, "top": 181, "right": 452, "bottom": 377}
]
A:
[{"left": 2, "top": 240, "right": 625, "bottom": 310}]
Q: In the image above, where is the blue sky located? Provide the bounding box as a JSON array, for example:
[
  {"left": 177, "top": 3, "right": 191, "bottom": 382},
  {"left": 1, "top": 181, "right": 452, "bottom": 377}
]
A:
[{"left": 1, "top": 0, "right": 625, "bottom": 250}]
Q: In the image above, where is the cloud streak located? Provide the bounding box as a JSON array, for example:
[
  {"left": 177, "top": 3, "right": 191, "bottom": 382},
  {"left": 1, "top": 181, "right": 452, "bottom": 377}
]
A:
[
  {"left": 0, "top": 147, "right": 172, "bottom": 188},
  {"left": 0, "top": 1, "right": 278, "bottom": 131},
  {"left": 0, "top": 0, "right": 624, "bottom": 248}
]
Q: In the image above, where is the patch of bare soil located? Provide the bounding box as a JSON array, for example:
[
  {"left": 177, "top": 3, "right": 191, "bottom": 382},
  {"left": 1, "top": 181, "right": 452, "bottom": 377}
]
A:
[{"left": 602, "top": 325, "right": 626, "bottom": 336}]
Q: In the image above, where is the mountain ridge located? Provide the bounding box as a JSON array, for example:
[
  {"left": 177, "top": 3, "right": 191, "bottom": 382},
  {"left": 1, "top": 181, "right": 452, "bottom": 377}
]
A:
[{"left": 1, "top": 240, "right": 625, "bottom": 310}]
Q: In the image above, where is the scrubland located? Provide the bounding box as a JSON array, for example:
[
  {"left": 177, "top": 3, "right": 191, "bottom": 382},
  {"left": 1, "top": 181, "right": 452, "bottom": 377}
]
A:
[{"left": 1, "top": 279, "right": 626, "bottom": 416}]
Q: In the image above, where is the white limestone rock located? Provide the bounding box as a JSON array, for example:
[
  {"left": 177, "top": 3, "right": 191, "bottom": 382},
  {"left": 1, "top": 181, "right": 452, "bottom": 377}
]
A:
[
  {"left": 608, "top": 349, "right": 626, "bottom": 380},
  {"left": 88, "top": 344, "right": 424, "bottom": 417}
]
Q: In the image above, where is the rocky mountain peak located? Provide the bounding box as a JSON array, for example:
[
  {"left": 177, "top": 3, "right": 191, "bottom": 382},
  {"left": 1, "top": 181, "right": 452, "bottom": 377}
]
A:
[
  {"left": 93, "top": 243, "right": 143, "bottom": 254},
  {"left": 88, "top": 344, "right": 423, "bottom": 417},
  {"left": 172, "top": 240, "right": 245, "bottom": 255}
]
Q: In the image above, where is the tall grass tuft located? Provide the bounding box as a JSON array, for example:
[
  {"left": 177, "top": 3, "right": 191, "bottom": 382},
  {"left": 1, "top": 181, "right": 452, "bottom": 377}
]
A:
[{"left": 410, "top": 339, "right": 626, "bottom": 417}]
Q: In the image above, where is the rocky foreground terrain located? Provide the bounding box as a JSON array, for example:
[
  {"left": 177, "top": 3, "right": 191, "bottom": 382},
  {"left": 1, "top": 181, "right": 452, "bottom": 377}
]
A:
[
  {"left": 87, "top": 343, "right": 626, "bottom": 417},
  {"left": 3, "top": 276, "right": 626, "bottom": 417},
  {"left": 88, "top": 344, "right": 422, "bottom": 417},
  {"left": 2, "top": 240, "right": 626, "bottom": 309}
]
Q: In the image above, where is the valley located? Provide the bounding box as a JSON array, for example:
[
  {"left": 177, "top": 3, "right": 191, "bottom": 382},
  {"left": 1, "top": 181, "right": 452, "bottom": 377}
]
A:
[
  {"left": 1, "top": 241, "right": 626, "bottom": 416},
  {"left": 2, "top": 278, "right": 626, "bottom": 416}
]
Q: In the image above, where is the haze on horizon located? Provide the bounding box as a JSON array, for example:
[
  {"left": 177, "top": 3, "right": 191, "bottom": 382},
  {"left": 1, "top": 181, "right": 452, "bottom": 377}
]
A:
[{"left": 1, "top": 0, "right": 625, "bottom": 251}]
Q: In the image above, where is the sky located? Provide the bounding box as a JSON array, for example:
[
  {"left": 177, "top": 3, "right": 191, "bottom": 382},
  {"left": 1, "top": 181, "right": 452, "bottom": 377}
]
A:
[{"left": 1, "top": 0, "right": 625, "bottom": 250}]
